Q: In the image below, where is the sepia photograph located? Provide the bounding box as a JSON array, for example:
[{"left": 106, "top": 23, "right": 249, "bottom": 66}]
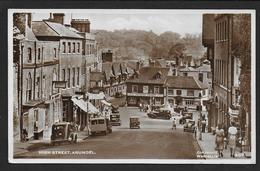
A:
[{"left": 8, "top": 9, "right": 255, "bottom": 164}]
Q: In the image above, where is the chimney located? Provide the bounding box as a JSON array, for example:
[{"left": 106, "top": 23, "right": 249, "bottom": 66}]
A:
[
  {"left": 51, "top": 13, "right": 65, "bottom": 25},
  {"left": 71, "top": 19, "right": 90, "bottom": 33},
  {"left": 13, "top": 13, "right": 32, "bottom": 35}
]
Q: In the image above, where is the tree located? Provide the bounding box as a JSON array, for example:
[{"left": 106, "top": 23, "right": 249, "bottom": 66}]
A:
[{"left": 168, "top": 43, "right": 186, "bottom": 58}]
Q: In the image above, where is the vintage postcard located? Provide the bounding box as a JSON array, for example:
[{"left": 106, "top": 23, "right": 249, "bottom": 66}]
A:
[{"left": 8, "top": 9, "right": 255, "bottom": 164}]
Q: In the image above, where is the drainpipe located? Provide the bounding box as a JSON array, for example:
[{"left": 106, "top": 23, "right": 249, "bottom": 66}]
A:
[
  {"left": 19, "top": 44, "right": 24, "bottom": 141},
  {"left": 33, "top": 41, "right": 37, "bottom": 100}
]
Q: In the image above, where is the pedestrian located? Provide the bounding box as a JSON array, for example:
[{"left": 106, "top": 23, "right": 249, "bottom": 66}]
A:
[
  {"left": 215, "top": 124, "right": 225, "bottom": 158},
  {"left": 228, "top": 122, "right": 238, "bottom": 158},
  {"left": 201, "top": 119, "right": 207, "bottom": 133},
  {"left": 172, "top": 118, "right": 177, "bottom": 130},
  {"left": 194, "top": 126, "right": 197, "bottom": 139},
  {"left": 139, "top": 103, "right": 143, "bottom": 112}
]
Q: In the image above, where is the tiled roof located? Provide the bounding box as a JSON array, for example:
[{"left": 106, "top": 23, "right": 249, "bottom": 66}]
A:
[
  {"left": 165, "top": 76, "right": 208, "bottom": 89},
  {"left": 32, "top": 21, "right": 83, "bottom": 39},
  {"left": 126, "top": 67, "right": 170, "bottom": 84},
  {"left": 155, "top": 59, "right": 168, "bottom": 68}
]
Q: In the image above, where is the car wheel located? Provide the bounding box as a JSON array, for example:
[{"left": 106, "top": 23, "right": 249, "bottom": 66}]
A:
[{"left": 104, "top": 131, "right": 107, "bottom": 136}]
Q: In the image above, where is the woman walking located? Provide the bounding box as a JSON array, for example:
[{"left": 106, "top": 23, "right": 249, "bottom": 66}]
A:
[
  {"left": 215, "top": 124, "right": 225, "bottom": 158},
  {"left": 228, "top": 122, "right": 238, "bottom": 158}
]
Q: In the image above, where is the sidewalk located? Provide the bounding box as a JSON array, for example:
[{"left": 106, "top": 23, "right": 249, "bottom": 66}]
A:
[
  {"left": 196, "top": 132, "right": 251, "bottom": 159},
  {"left": 13, "top": 131, "right": 89, "bottom": 156}
]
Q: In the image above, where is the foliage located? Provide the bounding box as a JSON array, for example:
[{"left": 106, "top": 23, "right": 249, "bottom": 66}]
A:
[
  {"left": 93, "top": 29, "right": 205, "bottom": 61},
  {"left": 236, "top": 14, "right": 251, "bottom": 113}
]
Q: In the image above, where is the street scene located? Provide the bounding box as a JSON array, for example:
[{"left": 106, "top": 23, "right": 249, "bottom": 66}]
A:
[{"left": 11, "top": 10, "right": 253, "bottom": 162}]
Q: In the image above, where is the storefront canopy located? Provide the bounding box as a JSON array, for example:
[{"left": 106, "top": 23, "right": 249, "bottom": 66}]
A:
[
  {"left": 86, "top": 92, "right": 105, "bottom": 100},
  {"left": 71, "top": 98, "right": 99, "bottom": 114},
  {"left": 101, "top": 100, "right": 112, "bottom": 106}
]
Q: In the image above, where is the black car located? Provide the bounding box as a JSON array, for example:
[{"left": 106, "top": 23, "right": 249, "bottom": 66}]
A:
[
  {"left": 147, "top": 109, "right": 171, "bottom": 120},
  {"left": 111, "top": 105, "right": 119, "bottom": 113},
  {"left": 179, "top": 112, "right": 193, "bottom": 124},
  {"left": 183, "top": 120, "right": 196, "bottom": 133}
]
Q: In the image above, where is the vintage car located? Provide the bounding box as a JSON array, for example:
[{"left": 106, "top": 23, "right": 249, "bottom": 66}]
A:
[
  {"left": 89, "top": 117, "right": 112, "bottom": 136},
  {"left": 147, "top": 109, "right": 171, "bottom": 120},
  {"left": 183, "top": 119, "right": 196, "bottom": 133},
  {"left": 130, "top": 116, "right": 140, "bottom": 129},
  {"left": 50, "top": 122, "right": 78, "bottom": 145},
  {"left": 111, "top": 105, "right": 119, "bottom": 113},
  {"left": 110, "top": 113, "right": 121, "bottom": 126},
  {"left": 115, "top": 92, "right": 124, "bottom": 98},
  {"left": 179, "top": 112, "right": 193, "bottom": 124}
]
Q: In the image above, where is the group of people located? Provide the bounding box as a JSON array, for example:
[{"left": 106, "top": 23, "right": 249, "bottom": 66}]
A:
[
  {"left": 215, "top": 122, "right": 238, "bottom": 158},
  {"left": 139, "top": 103, "right": 150, "bottom": 112}
]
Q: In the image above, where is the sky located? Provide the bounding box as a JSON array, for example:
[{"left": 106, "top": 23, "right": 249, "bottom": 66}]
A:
[{"left": 31, "top": 10, "right": 203, "bottom": 36}]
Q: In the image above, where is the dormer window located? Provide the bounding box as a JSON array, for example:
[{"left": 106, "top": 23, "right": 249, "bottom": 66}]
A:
[{"left": 154, "top": 71, "right": 162, "bottom": 79}]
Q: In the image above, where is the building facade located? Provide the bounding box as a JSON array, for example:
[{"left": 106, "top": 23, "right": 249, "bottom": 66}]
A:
[
  {"left": 202, "top": 14, "right": 245, "bottom": 134},
  {"left": 164, "top": 76, "right": 209, "bottom": 110},
  {"left": 14, "top": 13, "right": 63, "bottom": 140},
  {"left": 126, "top": 67, "right": 172, "bottom": 107}
]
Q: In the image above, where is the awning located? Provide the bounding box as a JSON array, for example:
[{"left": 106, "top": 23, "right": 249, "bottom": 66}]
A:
[
  {"left": 87, "top": 92, "right": 105, "bottom": 100},
  {"left": 101, "top": 100, "right": 111, "bottom": 106},
  {"left": 72, "top": 98, "right": 99, "bottom": 114}
]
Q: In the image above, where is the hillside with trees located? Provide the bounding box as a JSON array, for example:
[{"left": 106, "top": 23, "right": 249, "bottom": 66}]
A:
[{"left": 93, "top": 29, "right": 206, "bottom": 61}]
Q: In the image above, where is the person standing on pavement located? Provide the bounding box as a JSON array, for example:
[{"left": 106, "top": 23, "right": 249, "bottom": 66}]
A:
[
  {"left": 228, "top": 122, "right": 238, "bottom": 158},
  {"left": 172, "top": 118, "right": 177, "bottom": 130},
  {"left": 215, "top": 124, "right": 225, "bottom": 158}
]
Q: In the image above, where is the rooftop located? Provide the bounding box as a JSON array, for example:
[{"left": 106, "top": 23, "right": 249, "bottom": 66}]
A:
[
  {"left": 32, "top": 21, "right": 83, "bottom": 39},
  {"left": 165, "top": 76, "right": 208, "bottom": 90},
  {"left": 126, "top": 67, "right": 170, "bottom": 84}
]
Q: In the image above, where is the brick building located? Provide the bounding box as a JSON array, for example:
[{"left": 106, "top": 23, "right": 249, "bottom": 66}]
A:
[
  {"left": 14, "top": 13, "right": 62, "bottom": 140},
  {"left": 202, "top": 14, "right": 244, "bottom": 133}
]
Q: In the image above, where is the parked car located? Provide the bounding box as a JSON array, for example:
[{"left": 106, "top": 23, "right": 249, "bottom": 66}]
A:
[
  {"left": 179, "top": 112, "right": 193, "bottom": 124},
  {"left": 147, "top": 109, "right": 171, "bottom": 120},
  {"left": 50, "top": 122, "right": 78, "bottom": 145},
  {"left": 112, "top": 105, "right": 119, "bottom": 113},
  {"left": 110, "top": 113, "right": 121, "bottom": 126},
  {"left": 115, "top": 92, "right": 124, "bottom": 98},
  {"left": 89, "top": 117, "right": 112, "bottom": 136},
  {"left": 130, "top": 116, "right": 140, "bottom": 129},
  {"left": 183, "top": 119, "right": 196, "bottom": 133}
]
